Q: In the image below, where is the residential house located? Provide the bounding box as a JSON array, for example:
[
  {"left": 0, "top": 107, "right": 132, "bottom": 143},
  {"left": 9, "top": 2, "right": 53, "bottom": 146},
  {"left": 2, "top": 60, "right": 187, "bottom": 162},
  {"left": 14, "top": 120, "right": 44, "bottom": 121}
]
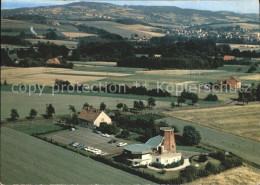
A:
[
  {"left": 124, "top": 127, "right": 182, "bottom": 166},
  {"left": 46, "top": 58, "right": 61, "bottom": 65},
  {"left": 78, "top": 107, "right": 112, "bottom": 127},
  {"left": 217, "top": 75, "right": 241, "bottom": 89},
  {"left": 223, "top": 55, "right": 235, "bottom": 61}
]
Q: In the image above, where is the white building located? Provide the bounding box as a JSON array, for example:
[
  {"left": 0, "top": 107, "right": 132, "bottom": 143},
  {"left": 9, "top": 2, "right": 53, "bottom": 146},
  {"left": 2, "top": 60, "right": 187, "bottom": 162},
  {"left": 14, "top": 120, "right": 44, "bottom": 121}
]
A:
[
  {"left": 124, "top": 127, "right": 182, "bottom": 166},
  {"left": 78, "top": 107, "right": 112, "bottom": 127}
]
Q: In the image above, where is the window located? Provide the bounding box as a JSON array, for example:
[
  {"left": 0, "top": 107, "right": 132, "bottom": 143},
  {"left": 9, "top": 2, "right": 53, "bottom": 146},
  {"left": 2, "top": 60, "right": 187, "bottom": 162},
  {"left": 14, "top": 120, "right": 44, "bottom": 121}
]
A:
[{"left": 156, "top": 158, "right": 159, "bottom": 162}]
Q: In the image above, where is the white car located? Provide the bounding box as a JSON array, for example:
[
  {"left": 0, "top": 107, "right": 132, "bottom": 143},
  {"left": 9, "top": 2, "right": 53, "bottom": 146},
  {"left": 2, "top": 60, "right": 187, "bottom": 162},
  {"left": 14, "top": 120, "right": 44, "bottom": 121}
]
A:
[
  {"left": 102, "top": 134, "right": 110, "bottom": 138},
  {"left": 73, "top": 142, "right": 79, "bottom": 147},
  {"left": 117, "top": 142, "right": 127, "bottom": 147}
]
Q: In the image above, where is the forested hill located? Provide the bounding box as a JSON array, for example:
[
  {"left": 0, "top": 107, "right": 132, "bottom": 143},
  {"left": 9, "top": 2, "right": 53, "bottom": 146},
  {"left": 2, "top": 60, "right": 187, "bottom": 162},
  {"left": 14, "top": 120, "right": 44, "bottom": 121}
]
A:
[{"left": 1, "top": 2, "right": 258, "bottom": 27}]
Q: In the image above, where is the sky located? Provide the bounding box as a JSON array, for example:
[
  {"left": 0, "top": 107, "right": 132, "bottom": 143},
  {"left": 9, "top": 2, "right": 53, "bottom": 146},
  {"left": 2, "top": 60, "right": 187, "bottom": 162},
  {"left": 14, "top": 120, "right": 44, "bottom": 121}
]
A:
[{"left": 1, "top": 0, "right": 259, "bottom": 14}]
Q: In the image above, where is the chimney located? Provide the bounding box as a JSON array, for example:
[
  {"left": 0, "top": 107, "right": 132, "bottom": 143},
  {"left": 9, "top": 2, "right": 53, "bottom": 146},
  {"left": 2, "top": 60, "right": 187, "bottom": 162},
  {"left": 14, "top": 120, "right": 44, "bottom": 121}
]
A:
[{"left": 160, "top": 127, "right": 176, "bottom": 153}]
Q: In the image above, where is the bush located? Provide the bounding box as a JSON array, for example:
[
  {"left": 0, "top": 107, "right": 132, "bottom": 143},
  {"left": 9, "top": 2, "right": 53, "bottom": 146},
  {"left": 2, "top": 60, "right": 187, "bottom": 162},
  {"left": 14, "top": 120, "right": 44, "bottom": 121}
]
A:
[
  {"left": 119, "top": 129, "right": 130, "bottom": 138},
  {"left": 204, "top": 94, "right": 218, "bottom": 101},
  {"left": 165, "top": 157, "right": 184, "bottom": 168},
  {"left": 182, "top": 125, "right": 201, "bottom": 146},
  {"left": 198, "top": 154, "right": 208, "bottom": 162},
  {"left": 150, "top": 162, "right": 165, "bottom": 169},
  {"left": 205, "top": 162, "right": 218, "bottom": 174}
]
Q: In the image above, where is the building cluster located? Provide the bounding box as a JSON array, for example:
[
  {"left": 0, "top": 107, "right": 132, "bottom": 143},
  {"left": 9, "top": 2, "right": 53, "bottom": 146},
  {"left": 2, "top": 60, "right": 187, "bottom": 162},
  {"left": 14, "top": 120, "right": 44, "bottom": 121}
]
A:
[
  {"left": 124, "top": 127, "right": 182, "bottom": 167},
  {"left": 159, "top": 27, "right": 260, "bottom": 42}
]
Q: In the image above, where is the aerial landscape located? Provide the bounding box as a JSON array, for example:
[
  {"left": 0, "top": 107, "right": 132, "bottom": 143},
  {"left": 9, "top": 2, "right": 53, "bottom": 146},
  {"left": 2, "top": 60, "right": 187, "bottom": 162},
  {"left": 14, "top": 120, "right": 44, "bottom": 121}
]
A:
[{"left": 1, "top": 0, "right": 260, "bottom": 184}]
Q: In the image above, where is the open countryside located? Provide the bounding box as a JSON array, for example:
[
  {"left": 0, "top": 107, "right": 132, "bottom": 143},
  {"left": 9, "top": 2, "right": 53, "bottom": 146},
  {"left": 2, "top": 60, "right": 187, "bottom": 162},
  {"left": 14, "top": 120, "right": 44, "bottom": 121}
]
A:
[
  {"left": 163, "top": 104, "right": 260, "bottom": 142},
  {"left": 1, "top": 1, "right": 260, "bottom": 184},
  {"left": 1, "top": 128, "right": 153, "bottom": 184}
]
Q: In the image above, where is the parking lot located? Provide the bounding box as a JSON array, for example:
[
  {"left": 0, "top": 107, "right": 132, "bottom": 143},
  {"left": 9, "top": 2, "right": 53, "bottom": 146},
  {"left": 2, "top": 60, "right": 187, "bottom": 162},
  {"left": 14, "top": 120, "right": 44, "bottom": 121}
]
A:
[{"left": 47, "top": 126, "right": 135, "bottom": 154}]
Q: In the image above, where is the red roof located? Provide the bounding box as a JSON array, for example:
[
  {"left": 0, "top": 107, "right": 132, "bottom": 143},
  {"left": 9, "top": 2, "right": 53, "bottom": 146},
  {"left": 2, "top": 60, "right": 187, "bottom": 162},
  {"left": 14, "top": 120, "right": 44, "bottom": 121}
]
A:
[
  {"left": 47, "top": 58, "right": 60, "bottom": 64},
  {"left": 78, "top": 107, "right": 102, "bottom": 122},
  {"left": 223, "top": 55, "right": 235, "bottom": 61}
]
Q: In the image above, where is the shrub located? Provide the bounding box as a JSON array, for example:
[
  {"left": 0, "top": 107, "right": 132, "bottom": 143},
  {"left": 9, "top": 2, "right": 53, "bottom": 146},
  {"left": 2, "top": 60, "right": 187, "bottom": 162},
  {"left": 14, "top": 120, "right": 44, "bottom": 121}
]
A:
[
  {"left": 205, "top": 162, "right": 218, "bottom": 174},
  {"left": 198, "top": 154, "right": 208, "bottom": 162},
  {"left": 180, "top": 166, "right": 198, "bottom": 182},
  {"left": 197, "top": 169, "right": 210, "bottom": 177},
  {"left": 165, "top": 157, "right": 184, "bottom": 168},
  {"left": 150, "top": 162, "right": 165, "bottom": 169},
  {"left": 182, "top": 125, "right": 201, "bottom": 145},
  {"left": 204, "top": 94, "right": 218, "bottom": 101}
]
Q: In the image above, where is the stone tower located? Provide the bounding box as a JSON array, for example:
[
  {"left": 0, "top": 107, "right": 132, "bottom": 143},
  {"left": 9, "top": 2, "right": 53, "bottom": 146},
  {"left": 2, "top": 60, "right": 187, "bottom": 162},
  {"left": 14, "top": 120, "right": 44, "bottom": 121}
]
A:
[{"left": 160, "top": 127, "right": 176, "bottom": 153}]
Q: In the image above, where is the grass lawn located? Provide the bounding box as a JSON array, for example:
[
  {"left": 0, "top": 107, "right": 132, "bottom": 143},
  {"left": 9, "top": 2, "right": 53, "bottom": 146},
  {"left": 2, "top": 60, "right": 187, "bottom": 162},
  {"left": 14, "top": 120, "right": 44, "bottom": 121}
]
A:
[
  {"left": 0, "top": 127, "right": 153, "bottom": 184},
  {"left": 163, "top": 104, "right": 260, "bottom": 142},
  {"left": 159, "top": 117, "right": 260, "bottom": 166},
  {"left": 12, "top": 123, "right": 66, "bottom": 135},
  {"left": 190, "top": 156, "right": 220, "bottom": 170}
]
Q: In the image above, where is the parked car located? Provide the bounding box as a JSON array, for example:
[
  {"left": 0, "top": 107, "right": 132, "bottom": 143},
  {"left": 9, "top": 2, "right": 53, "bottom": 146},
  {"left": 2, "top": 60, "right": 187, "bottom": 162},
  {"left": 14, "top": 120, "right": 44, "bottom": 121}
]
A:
[
  {"left": 93, "top": 130, "right": 101, "bottom": 134},
  {"left": 102, "top": 134, "right": 110, "bottom": 138},
  {"left": 108, "top": 139, "right": 118, "bottom": 144},
  {"left": 72, "top": 142, "right": 79, "bottom": 147},
  {"left": 117, "top": 142, "right": 127, "bottom": 147},
  {"left": 69, "top": 141, "right": 76, "bottom": 146},
  {"left": 76, "top": 143, "right": 84, "bottom": 149}
]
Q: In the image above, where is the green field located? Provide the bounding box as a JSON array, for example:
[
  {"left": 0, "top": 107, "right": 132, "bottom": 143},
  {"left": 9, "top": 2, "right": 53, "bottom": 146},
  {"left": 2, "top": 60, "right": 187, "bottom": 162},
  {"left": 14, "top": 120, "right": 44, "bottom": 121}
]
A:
[
  {"left": 1, "top": 91, "right": 172, "bottom": 120},
  {"left": 12, "top": 123, "right": 66, "bottom": 135},
  {"left": 159, "top": 117, "right": 260, "bottom": 166},
  {"left": 0, "top": 127, "right": 153, "bottom": 184}
]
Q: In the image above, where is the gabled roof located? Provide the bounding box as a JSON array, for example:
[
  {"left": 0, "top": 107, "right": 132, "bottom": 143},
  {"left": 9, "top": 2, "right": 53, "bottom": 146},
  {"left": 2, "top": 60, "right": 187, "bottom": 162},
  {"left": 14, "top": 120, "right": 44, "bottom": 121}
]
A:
[
  {"left": 231, "top": 75, "right": 241, "bottom": 82},
  {"left": 223, "top": 55, "right": 235, "bottom": 61},
  {"left": 124, "top": 135, "right": 164, "bottom": 154},
  {"left": 78, "top": 107, "right": 102, "bottom": 122},
  {"left": 145, "top": 135, "right": 163, "bottom": 148},
  {"left": 47, "top": 58, "right": 60, "bottom": 64}
]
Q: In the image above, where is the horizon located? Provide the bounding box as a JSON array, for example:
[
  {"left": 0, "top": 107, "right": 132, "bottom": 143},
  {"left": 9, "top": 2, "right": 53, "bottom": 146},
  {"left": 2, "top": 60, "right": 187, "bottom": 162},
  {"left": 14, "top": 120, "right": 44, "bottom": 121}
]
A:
[{"left": 1, "top": 0, "right": 259, "bottom": 14}]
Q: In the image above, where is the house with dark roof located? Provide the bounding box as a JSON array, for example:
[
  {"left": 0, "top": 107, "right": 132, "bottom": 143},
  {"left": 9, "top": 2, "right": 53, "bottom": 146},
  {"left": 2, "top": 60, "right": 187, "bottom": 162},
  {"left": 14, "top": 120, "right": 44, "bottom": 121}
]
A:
[
  {"left": 78, "top": 107, "right": 112, "bottom": 127},
  {"left": 124, "top": 127, "right": 182, "bottom": 166}
]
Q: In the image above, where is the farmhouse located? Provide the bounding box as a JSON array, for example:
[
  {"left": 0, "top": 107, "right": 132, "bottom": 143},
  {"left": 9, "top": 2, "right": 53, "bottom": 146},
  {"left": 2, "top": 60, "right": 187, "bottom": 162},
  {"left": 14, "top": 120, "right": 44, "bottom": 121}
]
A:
[
  {"left": 78, "top": 107, "right": 112, "bottom": 127},
  {"left": 46, "top": 58, "right": 61, "bottom": 65},
  {"left": 124, "top": 127, "right": 182, "bottom": 167},
  {"left": 223, "top": 55, "right": 235, "bottom": 61},
  {"left": 217, "top": 75, "right": 241, "bottom": 89}
]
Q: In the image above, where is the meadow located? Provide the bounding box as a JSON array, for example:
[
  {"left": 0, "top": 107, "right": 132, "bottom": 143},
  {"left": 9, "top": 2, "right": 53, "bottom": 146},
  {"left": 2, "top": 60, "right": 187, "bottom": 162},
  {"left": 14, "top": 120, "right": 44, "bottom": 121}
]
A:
[
  {"left": 188, "top": 165, "right": 260, "bottom": 185},
  {"left": 77, "top": 21, "right": 164, "bottom": 38},
  {"left": 26, "top": 39, "right": 79, "bottom": 49},
  {"left": 1, "top": 91, "right": 171, "bottom": 120},
  {"left": 163, "top": 104, "right": 260, "bottom": 142},
  {"left": 0, "top": 127, "right": 152, "bottom": 184},
  {"left": 159, "top": 117, "right": 260, "bottom": 166}
]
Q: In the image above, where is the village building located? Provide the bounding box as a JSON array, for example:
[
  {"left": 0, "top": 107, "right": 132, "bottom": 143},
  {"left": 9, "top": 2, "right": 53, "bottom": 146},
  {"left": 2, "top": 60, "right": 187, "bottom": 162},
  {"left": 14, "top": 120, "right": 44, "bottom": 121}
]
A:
[
  {"left": 153, "top": 54, "right": 161, "bottom": 58},
  {"left": 78, "top": 107, "right": 112, "bottom": 127},
  {"left": 124, "top": 127, "right": 182, "bottom": 167},
  {"left": 223, "top": 55, "right": 235, "bottom": 61},
  {"left": 134, "top": 54, "right": 149, "bottom": 58},
  {"left": 46, "top": 58, "right": 61, "bottom": 65},
  {"left": 217, "top": 75, "right": 241, "bottom": 89}
]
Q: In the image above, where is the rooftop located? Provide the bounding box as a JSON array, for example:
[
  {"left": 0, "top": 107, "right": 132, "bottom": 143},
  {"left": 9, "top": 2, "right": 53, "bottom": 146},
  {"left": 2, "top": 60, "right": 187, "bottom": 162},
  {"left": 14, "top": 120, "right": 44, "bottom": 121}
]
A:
[
  {"left": 78, "top": 107, "right": 102, "bottom": 122},
  {"left": 145, "top": 135, "right": 163, "bottom": 148},
  {"left": 124, "top": 144, "right": 152, "bottom": 154}
]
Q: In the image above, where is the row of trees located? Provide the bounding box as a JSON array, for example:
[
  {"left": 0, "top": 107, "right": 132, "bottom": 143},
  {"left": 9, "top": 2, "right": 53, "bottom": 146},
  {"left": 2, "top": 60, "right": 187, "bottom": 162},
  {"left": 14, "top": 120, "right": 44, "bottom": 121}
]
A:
[
  {"left": 7, "top": 104, "right": 55, "bottom": 122},
  {"left": 118, "top": 56, "right": 224, "bottom": 69}
]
